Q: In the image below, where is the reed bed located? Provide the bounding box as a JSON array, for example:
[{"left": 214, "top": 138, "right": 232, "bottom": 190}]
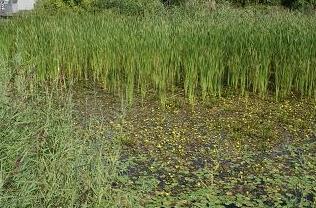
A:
[{"left": 2, "top": 9, "right": 316, "bottom": 103}]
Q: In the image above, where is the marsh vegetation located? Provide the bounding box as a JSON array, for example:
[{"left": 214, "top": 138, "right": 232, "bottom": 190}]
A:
[{"left": 0, "top": 1, "right": 315, "bottom": 207}]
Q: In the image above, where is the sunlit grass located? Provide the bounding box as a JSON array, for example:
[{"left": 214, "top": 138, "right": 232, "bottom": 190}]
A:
[{"left": 2, "top": 8, "right": 316, "bottom": 104}]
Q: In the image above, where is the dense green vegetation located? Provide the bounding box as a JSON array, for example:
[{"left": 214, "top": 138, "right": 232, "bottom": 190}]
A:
[
  {"left": 2, "top": 8, "right": 316, "bottom": 104},
  {"left": 35, "top": 0, "right": 316, "bottom": 11},
  {"left": 1, "top": 2, "right": 315, "bottom": 207}
]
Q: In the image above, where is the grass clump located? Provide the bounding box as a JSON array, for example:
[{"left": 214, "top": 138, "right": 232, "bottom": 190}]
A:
[{"left": 0, "top": 92, "right": 142, "bottom": 207}]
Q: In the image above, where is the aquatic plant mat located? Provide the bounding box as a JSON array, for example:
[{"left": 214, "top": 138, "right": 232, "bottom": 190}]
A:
[
  {"left": 74, "top": 84, "right": 316, "bottom": 207},
  {"left": 2, "top": 82, "right": 314, "bottom": 207}
]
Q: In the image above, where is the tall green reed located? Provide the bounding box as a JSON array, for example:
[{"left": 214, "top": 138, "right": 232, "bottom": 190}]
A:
[{"left": 3, "top": 9, "right": 316, "bottom": 104}]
